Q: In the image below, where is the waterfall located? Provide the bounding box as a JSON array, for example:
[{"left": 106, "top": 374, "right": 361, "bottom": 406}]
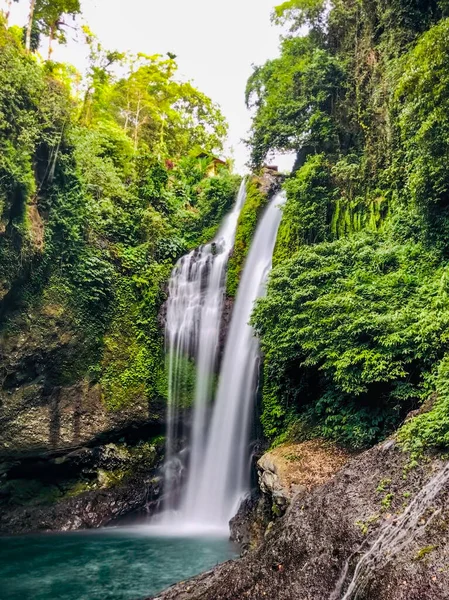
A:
[
  {"left": 159, "top": 184, "right": 285, "bottom": 535},
  {"left": 331, "top": 461, "right": 449, "bottom": 600},
  {"left": 162, "top": 180, "right": 247, "bottom": 517},
  {"left": 182, "top": 191, "right": 286, "bottom": 530}
]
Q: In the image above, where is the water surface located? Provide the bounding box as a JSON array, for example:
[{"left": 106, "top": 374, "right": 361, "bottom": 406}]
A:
[{"left": 0, "top": 529, "right": 237, "bottom": 600}]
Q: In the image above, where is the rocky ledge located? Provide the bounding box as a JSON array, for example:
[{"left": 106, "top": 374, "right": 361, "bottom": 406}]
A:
[
  {"left": 0, "top": 436, "right": 163, "bottom": 536},
  {"left": 150, "top": 439, "right": 449, "bottom": 600},
  {"left": 257, "top": 439, "right": 350, "bottom": 512},
  {"left": 230, "top": 439, "right": 350, "bottom": 552}
]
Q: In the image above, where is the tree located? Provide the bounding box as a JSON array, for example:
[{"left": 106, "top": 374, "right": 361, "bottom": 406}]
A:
[
  {"left": 246, "top": 35, "right": 344, "bottom": 166},
  {"left": 34, "top": 0, "right": 80, "bottom": 59},
  {"left": 25, "top": 0, "right": 36, "bottom": 51},
  {"left": 79, "top": 26, "right": 124, "bottom": 127},
  {"left": 109, "top": 53, "right": 227, "bottom": 157},
  {"left": 273, "top": 0, "right": 327, "bottom": 33}
]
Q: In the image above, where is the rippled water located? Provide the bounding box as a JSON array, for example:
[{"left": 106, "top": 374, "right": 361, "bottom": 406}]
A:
[{"left": 0, "top": 529, "right": 237, "bottom": 600}]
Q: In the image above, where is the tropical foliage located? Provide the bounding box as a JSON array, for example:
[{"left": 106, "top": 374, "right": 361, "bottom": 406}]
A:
[
  {"left": 248, "top": 0, "right": 449, "bottom": 450},
  {"left": 0, "top": 9, "right": 238, "bottom": 415}
]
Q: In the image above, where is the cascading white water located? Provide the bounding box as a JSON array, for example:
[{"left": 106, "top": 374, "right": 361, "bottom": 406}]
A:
[
  {"left": 182, "top": 191, "right": 286, "bottom": 530},
  {"left": 163, "top": 180, "right": 247, "bottom": 517}
]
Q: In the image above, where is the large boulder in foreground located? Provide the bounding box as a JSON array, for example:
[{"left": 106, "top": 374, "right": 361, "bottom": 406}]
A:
[
  {"left": 230, "top": 440, "right": 350, "bottom": 551},
  {"left": 150, "top": 440, "right": 449, "bottom": 600}
]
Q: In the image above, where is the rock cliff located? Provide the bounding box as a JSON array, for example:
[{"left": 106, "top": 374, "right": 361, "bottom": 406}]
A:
[{"left": 151, "top": 441, "right": 449, "bottom": 600}]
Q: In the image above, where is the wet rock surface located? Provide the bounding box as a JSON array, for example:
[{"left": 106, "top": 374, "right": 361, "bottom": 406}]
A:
[
  {"left": 229, "top": 492, "right": 272, "bottom": 554},
  {"left": 0, "top": 472, "right": 158, "bottom": 535},
  {"left": 150, "top": 441, "right": 449, "bottom": 600},
  {"left": 0, "top": 297, "right": 166, "bottom": 536},
  {"left": 0, "top": 436, "right": 163, "bottom": 536},
  {"left": 230, "top": 440, "right": 351, "bottom": 553}
]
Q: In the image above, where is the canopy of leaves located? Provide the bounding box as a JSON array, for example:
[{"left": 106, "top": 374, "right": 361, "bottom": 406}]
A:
[
  {"left": 35, "top": 0, "right": 81, "bottom": 44},
  {"left": 273, "top": 0, "right": 326, "bottom": 33},
  {"left": 246, "top": 35, "right": 344, "bottom": 166},
  {"left": 0, "top": 16, "right": 238, "bottom": 415},
  {"left": 107, "top": 54, "right": 227, "bottom": 157},
  {"left": 247, "top": 0, "right": 449, "bottom": 450}
]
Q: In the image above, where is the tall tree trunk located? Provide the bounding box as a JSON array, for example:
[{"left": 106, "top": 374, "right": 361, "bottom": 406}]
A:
[
  {"left": 158, "top": 115, "right": 165, "bottom": 160},
  {"left": 47, "top": 23, "right": 55, "bottom": 60},
  {"left": 124, "top": 93, "right": 131, "bottom": 132},
  {"left": 25, "top": 0, "right": 37, "bottom": 52},
  {"left": 79, "top": 87, "right": 93, "bottom": 126},
  {"left": 134, "top": 97, "right": 142, "bottom": 151}
]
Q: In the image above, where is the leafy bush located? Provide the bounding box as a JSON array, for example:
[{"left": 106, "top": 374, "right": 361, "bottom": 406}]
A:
[
  {"left": 399, "top": 355, "right": 449, "bottom": 455},
  {"left": 394, "top": 18, "right": 449, "bottom": 250},
  {"left": 253, "top": 231, "right": 449, "bottom": 448}
]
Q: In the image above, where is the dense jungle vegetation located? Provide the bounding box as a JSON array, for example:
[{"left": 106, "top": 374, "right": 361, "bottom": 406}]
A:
[
  {"left": 3, "top": 0, "right": 449, "bottom": 463},
  {"left": 248, "top": 0, "right": 449, "bottom": 452},
  {"left": 0, "top": 5, "right": 239, "bottom": 416}
]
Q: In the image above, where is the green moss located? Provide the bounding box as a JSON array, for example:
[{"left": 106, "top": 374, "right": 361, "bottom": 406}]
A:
[
  {"left": 101, "top": 260, "right": 171, "bottom": 412},
  {"left": 376, "top": 478, "right": 392, "bottom": 494},
  {"left": 150, "top": 435, "right": 165, "bottom": 450},
  {"left": 355, "top": 514, "right": 380, "bottom": 535},
  {"left": 381, "top": 492, "right": 394, "bottom": 510},
  {"left": 414, "top": 545, "right": 436, "bottom": 561},
  {"left": 1, "top": 479, "right": 61, "bottom": 507},
  {"left": 98, "top": 469, "right": 129, "bottom": 488},
  {"left": 124, "top": 441, "right": 159, "bottom": 466},
  {"left": 226, "top": 177, "right": 269, "bottom": 297},
  {"left": 59, "top": 442, "right": 160, "bottom": 500},
  {"left": 64, "top": 481, "right": 96, "bottom": 498}
]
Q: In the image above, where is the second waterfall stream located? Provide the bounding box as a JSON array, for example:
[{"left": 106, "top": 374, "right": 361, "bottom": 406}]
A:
[{"left": 159, "top": 182, "right": 286, "bottom": 534}]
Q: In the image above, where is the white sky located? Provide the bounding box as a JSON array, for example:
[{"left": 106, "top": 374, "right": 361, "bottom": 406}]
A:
[{"left": 9, "top": 0, "right": 295, "bottom": 173}]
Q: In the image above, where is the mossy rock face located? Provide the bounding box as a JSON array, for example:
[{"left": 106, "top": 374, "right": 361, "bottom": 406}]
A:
[
  {"left": 0, "top": 268, "right": 169, "bottom": 457},
  {"left": 0, "top": 479, "right": 61, "bottom": 507},
  {"left": 0, "top": 436, "right": 164, "bottom": 534},
  {"left": 97, "top": 468, "right": 129, "bottom": 489},
  {"left": 226, "top": 171, "right": 282, "bottom": 298}
]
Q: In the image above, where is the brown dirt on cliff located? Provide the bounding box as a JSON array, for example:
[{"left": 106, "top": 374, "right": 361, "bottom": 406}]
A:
[
  {"left": 26, "top": 201, "right": 45, "bottom": 253},
  {"left": 264, "top": 439, "right": 351, "bottom": 495}
]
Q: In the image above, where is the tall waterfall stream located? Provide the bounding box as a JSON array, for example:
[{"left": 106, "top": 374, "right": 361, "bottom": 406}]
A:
[
  {"left": 163, "top": 180, "right": 247, "bottom": 519},
  {"left": 159, "top": 187, "right": 286, "bottom": 534}
]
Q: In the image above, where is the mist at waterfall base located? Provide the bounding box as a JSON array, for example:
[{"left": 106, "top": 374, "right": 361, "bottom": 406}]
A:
[
  {"left": 156, "top": 188, "right": 286, "bottom": 536},
  {"left": 0, "top": 530, "right": 237, "bottom": 600}
]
